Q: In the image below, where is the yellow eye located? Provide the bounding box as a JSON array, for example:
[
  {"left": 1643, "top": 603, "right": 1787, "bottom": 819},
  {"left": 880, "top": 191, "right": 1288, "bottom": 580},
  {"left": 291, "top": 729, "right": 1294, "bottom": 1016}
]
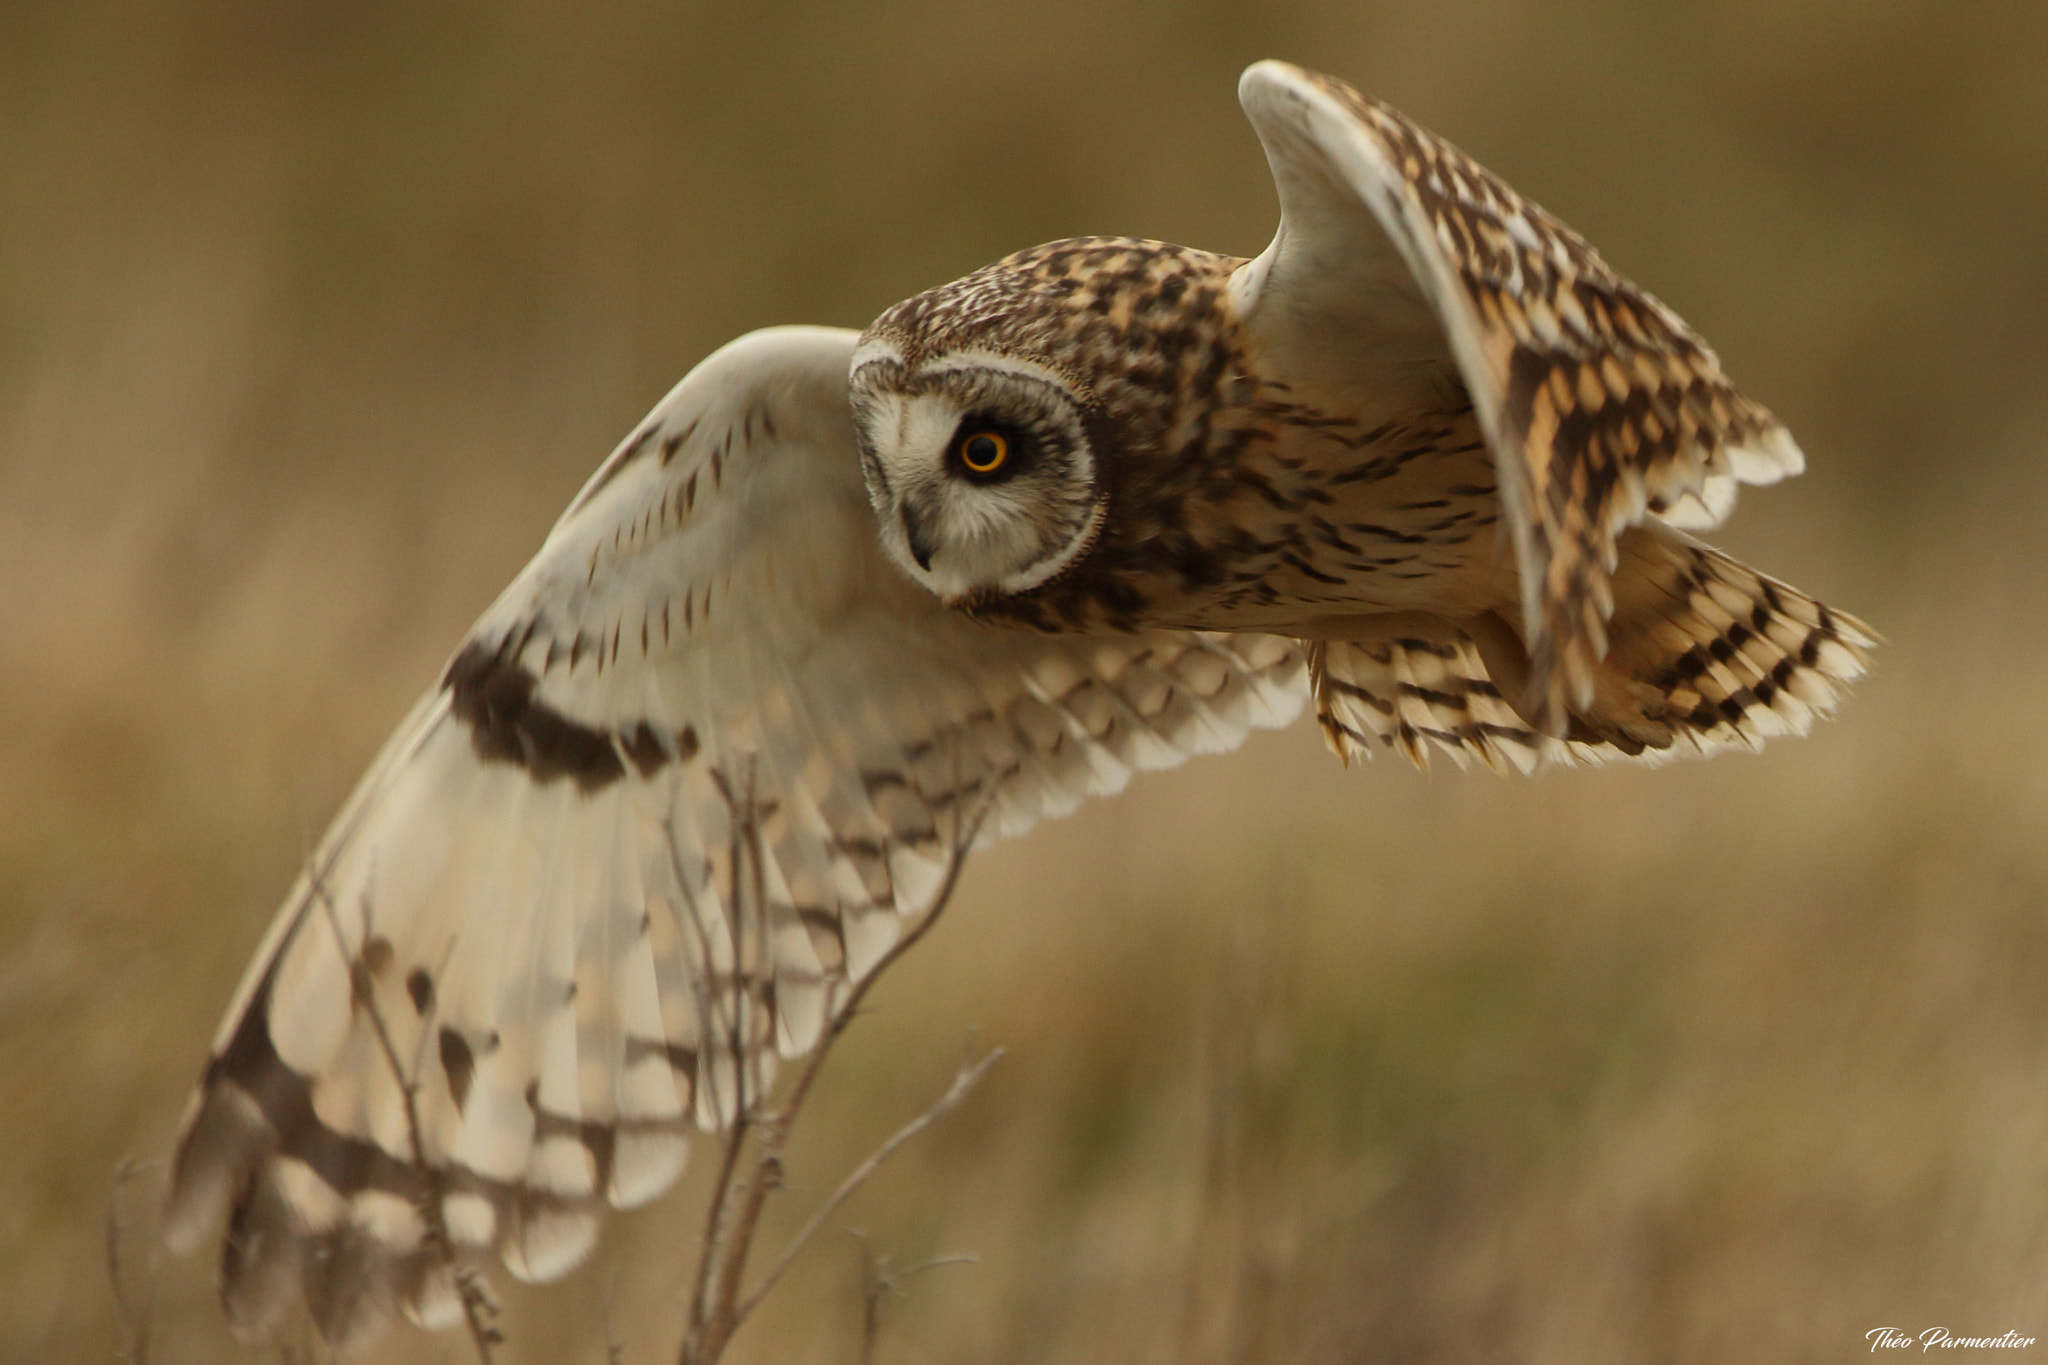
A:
[{"left": 958, "top": 429, "right": 1010, "bottom": 476}]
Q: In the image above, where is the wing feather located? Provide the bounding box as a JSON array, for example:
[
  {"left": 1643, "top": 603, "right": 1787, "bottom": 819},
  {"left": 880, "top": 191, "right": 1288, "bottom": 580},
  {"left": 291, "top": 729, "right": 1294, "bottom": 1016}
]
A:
[
  {"left": 1235, "top": 61, "right": 1802, "bottom": 729},
  {"left": 167, "top": 325, "right": 1304, "bottom": 1348}
]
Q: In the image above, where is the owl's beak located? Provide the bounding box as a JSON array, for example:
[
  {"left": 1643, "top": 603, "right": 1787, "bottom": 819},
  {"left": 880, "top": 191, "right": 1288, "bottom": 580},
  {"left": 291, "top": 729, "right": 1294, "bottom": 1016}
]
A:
[{"left": 901, "top": 502, "right": 936, "bottom": 571}]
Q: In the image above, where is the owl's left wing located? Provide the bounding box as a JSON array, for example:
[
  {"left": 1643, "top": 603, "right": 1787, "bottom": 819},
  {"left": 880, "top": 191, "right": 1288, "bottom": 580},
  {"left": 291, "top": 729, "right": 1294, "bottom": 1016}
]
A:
[
  {"left": 1231, "top": 60, "right": 1803, "bottom": 730},
  {"left": 165, "top": 325, "right": 1303, "bottom": 1350}
]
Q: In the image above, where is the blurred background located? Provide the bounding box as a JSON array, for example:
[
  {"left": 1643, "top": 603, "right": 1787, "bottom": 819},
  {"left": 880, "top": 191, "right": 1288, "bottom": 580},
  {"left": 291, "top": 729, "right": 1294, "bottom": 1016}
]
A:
[{"left": 4, "top": 1, "right": 2046, "bottom": 1361}]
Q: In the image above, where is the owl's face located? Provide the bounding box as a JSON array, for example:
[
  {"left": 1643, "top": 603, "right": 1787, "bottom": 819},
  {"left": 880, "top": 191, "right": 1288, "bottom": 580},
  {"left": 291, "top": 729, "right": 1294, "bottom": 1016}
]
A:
[
  {"left": 853, "top": 238, "right": 1244, "bottom": 616},
  {"left": 848, "top": 340, "right": 1106, "bottom": 606}
]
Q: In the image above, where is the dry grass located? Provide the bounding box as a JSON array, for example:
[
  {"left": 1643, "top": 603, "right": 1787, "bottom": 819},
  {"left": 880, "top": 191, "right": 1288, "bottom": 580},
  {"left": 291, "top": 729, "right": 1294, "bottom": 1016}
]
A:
[{"left": 5, "top": 2, "right": 2048, "bottom": 1361}]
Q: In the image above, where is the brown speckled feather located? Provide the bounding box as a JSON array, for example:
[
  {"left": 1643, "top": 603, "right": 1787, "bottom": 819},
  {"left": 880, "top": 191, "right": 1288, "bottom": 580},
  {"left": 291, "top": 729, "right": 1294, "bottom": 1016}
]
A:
[
  {"left": 1236, "top": 63, "right": 1808, "bottom": 729},
  {"left": 858, "top": 67, "right": 1856, "bottom": 759}
]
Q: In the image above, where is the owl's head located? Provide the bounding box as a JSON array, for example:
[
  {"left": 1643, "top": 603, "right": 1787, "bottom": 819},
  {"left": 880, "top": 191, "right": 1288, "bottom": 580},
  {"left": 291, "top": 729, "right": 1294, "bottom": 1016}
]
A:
[
  {"left": 850, "top": 238, "right": 1238, "bottom": 608},
  {"left": 847, "top": 333, "right": 1105, "bottom": 606}
]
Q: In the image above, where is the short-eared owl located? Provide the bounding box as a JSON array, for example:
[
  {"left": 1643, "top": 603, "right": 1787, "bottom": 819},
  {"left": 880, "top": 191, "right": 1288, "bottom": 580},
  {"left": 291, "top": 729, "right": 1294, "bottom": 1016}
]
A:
[{"left": 168, "top": 61, "right": 1872, "bottom": 1347}]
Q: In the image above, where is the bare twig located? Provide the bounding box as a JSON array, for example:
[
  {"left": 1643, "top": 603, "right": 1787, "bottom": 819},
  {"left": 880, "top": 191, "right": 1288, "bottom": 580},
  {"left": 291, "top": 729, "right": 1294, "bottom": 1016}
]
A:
[
  {"left": 849, "top": 1233, "right": 979, "bottom": 1365},
  {"left": 679, "top": 761, "right": 768, "bottom": 1352},
  {"left": 106, "top": 1157, "right": 157, "bottom": 1365},
  {"left": 674, "top": 771, "right": 996, "bottom": 1365},
  {"left": 309, "top": 867, "right": 500, "bottom": 1363},
  {"left": 683, "top": 1101, "right": 754, "bottom": 1338},
  {"left": 739, "top": 1048, "right": 1001, "bottom": 1320},
  {"left": 668, "top": 793, "right": 748, "bottom": 1338},
  {"left": 601, "top": 1269, "right": 627, "bottom": 1365}
]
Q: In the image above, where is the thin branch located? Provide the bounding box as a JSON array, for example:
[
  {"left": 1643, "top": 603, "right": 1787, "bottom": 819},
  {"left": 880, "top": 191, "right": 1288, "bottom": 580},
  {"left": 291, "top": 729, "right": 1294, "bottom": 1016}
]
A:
[
  {"left": 684, "top": 1098, "right": 754, "bottom": 1335},
  {"left": 708, "top": 803, "right": 990, "bottom": 1348},
  {"left": 106, "top": 1157, "right": 156, "bottom": 1365},
  {"left": 680, "top": 759, "right": 773, "bottom": 1347},
  {"left": 665, "top": 797, "right": 746, "bottom": 1337},
  {"left": 771, "top": 797, "right": 990, "bottom": 1122},
  {"left": 308, "top": 867, "right": 499, "bottom": 1363},
  {"left": 675, "top": 774, "right": 996, "bottom": 1365},
  {"left": 600, "top": 1269, "right": 627, "bottom": 1365},
  {"left": 738, "top": 1048, "right": 1001, "bottom": 1321},
  {"left": 849, "top": 1234, "right": 979, "bottom": 1365}
]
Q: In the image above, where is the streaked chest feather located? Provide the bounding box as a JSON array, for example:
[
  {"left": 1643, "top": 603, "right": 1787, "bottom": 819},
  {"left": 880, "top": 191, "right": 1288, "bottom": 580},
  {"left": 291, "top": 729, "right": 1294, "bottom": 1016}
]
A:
[{"left": 986, "top": 391, "right": 1513, "bottom": 635}]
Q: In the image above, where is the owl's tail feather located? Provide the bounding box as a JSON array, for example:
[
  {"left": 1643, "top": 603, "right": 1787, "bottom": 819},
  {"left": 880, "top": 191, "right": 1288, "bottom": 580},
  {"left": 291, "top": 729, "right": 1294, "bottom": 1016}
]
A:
[{"left": 1308, "top": 525, "right": 1875, "bottom": 772}]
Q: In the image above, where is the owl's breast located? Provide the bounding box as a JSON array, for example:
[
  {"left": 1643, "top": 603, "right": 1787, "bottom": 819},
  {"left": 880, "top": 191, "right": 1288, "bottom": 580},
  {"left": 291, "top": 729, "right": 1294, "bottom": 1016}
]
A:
[{"left": 1006, "top": 390, "right": 1516, "bottom": 637}]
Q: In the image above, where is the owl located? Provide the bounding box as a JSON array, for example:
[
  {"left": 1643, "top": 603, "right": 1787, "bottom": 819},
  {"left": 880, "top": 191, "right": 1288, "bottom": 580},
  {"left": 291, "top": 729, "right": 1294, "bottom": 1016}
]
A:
[{"left": 166, "top": 62, "right": 1872, "bottom": 1348}]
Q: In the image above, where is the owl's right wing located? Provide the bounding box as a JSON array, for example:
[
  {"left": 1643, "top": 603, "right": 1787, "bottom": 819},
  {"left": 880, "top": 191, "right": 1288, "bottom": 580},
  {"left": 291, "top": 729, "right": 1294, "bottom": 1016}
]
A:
[
  {"left": 165, "top": 325, "right": 1304, "bottom": 1350},
  {"left": 1231, "top": 61, "right": 1807, "bottom": 731}
]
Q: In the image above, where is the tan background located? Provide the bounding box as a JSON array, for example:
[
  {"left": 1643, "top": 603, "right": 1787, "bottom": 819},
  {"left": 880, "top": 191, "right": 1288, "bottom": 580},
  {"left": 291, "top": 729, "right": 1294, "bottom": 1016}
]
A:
[{"left": 4, "top": 2, "right": 2046, "bottom": 1361}]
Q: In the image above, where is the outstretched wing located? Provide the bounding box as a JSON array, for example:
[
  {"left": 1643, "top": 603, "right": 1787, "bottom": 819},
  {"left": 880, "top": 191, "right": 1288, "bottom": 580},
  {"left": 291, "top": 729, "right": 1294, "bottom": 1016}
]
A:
[
  {"left": 1232, "top": 60, "right": 1803, "bottom": 730},
  {"left": 166, "top": 325, "right": 1304, "bottom": 1349}
]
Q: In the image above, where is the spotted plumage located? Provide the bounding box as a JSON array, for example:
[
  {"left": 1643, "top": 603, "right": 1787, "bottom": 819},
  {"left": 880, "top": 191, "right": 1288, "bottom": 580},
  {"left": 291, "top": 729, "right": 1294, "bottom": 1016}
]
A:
[{"left": 168, "top": 61, "right": 1871, "bottom": 1351}]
